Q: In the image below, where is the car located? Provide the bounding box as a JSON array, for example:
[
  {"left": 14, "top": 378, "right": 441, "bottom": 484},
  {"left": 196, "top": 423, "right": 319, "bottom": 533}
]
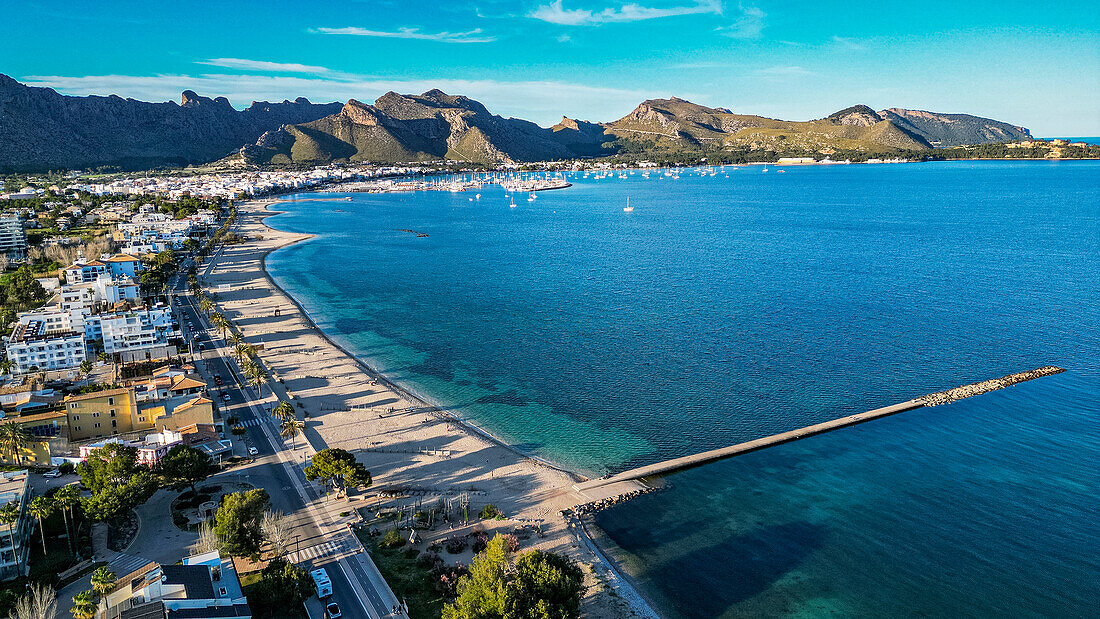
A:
[
  {"left": 248, "top": 447, "right": 259, "bottom": 456},
  {"left": 214, "top": 376, "right": 223, "bottom": 385},
  {"left": 198, "top": 343, "right": 206, "bottom": 350},
  {"left": 222, "top": 393, "right": 232, "bottom": 402},
  {"left": 43, "top": 469, "right": 62, "bottom": 479},
  {"left": 325, "top": 603, "right": 341, "bottom": 619}
]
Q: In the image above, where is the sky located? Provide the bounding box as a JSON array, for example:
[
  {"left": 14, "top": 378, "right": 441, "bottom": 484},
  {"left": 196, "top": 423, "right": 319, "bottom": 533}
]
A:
[{"left": 4, "top": 0, "right": 1099, "bottom": 135}]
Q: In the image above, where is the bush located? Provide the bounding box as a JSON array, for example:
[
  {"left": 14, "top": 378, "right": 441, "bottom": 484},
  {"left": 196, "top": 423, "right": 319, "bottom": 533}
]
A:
[
  {"left": 58, "top": 462, "right": 75, "bottom": 475},
  {"left": 444, "top": 536, "right": 467, "bottom": 554},
  {"left": 471, "top": 532, "right": 489, "bottom": 554},
  {"left": 501, "top": 533, "right": 520, "bottom": 553},
  {"left": 379, "top": 528, "right": 405, "bottom": 549},
  {"left": 478, "top": 504, "right": 502, "bottom": 520},
  {"left": 432, "top": 563, "right": 468, "bottom": 599}
]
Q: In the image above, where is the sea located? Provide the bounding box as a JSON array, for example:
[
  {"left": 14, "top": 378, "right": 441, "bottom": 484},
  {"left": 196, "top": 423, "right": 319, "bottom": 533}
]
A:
[{"left": 265, "top": 160, "right": 1099, "bottom": 618}]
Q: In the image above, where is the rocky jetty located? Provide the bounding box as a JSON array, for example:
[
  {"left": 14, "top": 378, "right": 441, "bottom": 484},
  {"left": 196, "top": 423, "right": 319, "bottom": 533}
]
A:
[{"left": 919, "top": 366, "right": 1065, "bottom": 406}]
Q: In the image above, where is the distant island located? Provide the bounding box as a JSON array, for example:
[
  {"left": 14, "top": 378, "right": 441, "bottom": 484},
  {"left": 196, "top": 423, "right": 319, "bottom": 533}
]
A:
[{"left": 1, "top": 74, "right": 1096, "bottom": 173}]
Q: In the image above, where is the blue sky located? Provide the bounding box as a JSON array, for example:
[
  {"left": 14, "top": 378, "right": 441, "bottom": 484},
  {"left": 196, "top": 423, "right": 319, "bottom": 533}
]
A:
[{"left": 5, "top": 0, "right": 1098, "bottom": 135}]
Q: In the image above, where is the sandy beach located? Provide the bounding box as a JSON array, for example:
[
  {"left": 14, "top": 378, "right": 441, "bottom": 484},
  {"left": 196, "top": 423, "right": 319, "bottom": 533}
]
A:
[{"left": 201, "top": 197, "right": 656, "bottom": 618}]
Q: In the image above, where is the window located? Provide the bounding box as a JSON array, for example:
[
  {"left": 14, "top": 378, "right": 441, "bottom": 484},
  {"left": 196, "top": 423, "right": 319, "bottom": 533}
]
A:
[
  {"left": 92, "top": 412, "right": 99, "bottom": 418},
  {"left": 107, "top": 397, "right": 114, "bottom": 405},
  {"left": 74, "top": 426, "right": 81, "bottom": 432},
  {"left": 111, "top": 420, "right": 117, "bottom": 428},
  {"left": 72, "top": 415, "right": 79, "bottom": 420},
  {"left": 110, "top": 410, "right": 116, "bottom": 417},
  {"left": 94, "top": 423, "right": 100, "bottom": 428}
]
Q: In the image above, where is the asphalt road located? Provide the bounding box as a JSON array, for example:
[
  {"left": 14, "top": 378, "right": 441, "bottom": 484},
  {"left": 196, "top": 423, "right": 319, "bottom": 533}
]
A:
[{"left": 172, "top": 255, "right": 399, "bottom": 619}]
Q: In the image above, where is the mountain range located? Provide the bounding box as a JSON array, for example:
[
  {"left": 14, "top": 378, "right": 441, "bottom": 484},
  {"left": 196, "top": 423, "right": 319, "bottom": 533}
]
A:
[{"left": 0, "top": 74, "right": 1032, "bottom": 171}]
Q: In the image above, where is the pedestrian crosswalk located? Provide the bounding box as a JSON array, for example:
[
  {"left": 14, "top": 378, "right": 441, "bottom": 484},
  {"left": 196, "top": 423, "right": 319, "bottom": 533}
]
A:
[
  {"left": 289, "top": 540, "right": 342, "bottom": 563},
  {"left": 235, "top": 417, "right": 269, "bottom": 428}
]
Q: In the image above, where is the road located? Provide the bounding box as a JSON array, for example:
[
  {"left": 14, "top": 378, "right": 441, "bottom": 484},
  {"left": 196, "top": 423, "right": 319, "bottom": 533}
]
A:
[{"left": 172, "top": 246, "right": 403, "bottom": 619}]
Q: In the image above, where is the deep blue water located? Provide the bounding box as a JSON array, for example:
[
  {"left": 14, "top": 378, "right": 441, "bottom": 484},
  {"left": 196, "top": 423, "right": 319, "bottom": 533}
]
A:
[{"left": 265, "top": 161, "right": 1098, "bottom": 617}]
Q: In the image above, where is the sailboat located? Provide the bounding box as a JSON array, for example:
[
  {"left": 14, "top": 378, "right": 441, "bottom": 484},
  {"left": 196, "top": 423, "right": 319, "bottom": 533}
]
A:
[
  {"left": 510, "top": 196, "right": 517, "bottom": 208},
  {"left": 623, "top": 197, "right": 634, "bottom": 212},
  {"left": 762, "top": 165, "right": 769, "bottom": 173}
]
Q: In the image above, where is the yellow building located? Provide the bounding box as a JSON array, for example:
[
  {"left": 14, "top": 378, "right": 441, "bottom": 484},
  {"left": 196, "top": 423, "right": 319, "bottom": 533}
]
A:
[
  {"left": 64, "top": 387, "right": 140, "bottom": 441},
  {"left": 138, "top": 394, "right": 216, "bottom": 433}
]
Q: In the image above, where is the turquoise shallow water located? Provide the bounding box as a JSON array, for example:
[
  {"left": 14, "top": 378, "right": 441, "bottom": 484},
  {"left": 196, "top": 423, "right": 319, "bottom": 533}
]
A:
[{"left": 265, "top": 161, "right": 1098, "bottom": 617}]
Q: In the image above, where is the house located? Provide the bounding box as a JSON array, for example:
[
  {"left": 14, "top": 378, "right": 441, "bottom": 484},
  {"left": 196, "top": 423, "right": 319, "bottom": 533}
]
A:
[
  {"left": 105, "top": 254, "right": 144, "bottom": 279},
  {"left": 0, "top": 471, "right": 31, "bottom": 581},
  {"left": 63, "top": 259, "right": 109, "bottom": 284},
  {"left": 103, "top": 551, "right": 251, "bottom": 619},
  {"left": 79, "top": 429, "right": 183, "bottom": 465},
  {"left": 178, "top": 423, "right": 232, "bottom": 462},
  {"left": 137, "top": 394, "right": 216, "bottom": 434}
]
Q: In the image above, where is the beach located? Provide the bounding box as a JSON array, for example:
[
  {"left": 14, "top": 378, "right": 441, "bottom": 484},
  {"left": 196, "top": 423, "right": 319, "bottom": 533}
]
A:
[{"left": 202, "top": 197, "right": 657, "bottom": 618}]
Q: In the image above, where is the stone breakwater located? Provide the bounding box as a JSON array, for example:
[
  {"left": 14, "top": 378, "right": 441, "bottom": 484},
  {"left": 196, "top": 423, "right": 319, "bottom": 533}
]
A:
[
  {"left": 919, "top": 366, "right": 1066, "bottom": 406},
  {"left": 565, "top": 487, "right": 660, "bottom": 517}
]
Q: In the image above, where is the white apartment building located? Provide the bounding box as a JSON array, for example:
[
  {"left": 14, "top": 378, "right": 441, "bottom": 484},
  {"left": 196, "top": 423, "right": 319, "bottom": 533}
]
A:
[
  {"left": 0, "top": 471, "right": 31, "bottom": 581},
  {"left": 60, "top": 275, "right": 141, "bottom": 312},
  {"left": 93, "top": 305, "right": 178, "bottom": 360},
  {"left": 4, "top": 318, "right": 87, "bottom": 373},
  {"left": 0, "top": 217, "right": 28, "bottom": 262}
]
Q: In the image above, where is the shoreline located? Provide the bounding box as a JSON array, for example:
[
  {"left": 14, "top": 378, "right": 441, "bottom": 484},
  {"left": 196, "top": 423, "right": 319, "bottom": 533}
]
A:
[
  {"left": 256, "top": 203, "right": 589, "bottom": 483},
  {"left": 216, "top": 195, "right": 659, "bottom": 618}
]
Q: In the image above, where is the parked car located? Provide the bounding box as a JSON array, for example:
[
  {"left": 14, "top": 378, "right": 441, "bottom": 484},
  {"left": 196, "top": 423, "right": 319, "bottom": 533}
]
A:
[
  {"left": 214, "top": 376, "right": 223, "bottom": 386},
  {"left": 43, "top": 469, "right": 62, "bottom": 479},
  {"left": 325, "top": 603, "right": 341, "bottom": 619},
  {"left": 248, "top": 446, "right": 259, "bottom": 456},
  {"left": 222, "top": 393, "right": 232, "bottom": 402}
]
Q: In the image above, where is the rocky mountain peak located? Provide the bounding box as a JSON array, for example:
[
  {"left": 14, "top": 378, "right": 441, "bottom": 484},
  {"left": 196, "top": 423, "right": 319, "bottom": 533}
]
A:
[{"left": 826, "top": 105, "right": 882, "bottom": 126}]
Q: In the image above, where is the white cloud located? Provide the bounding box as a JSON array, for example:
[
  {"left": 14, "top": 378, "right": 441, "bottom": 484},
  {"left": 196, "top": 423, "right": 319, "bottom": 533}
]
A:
[
  {"left": 753, "top": 65, "right": 811, "bottom": 78},
  {"left": 529, "top": 0, "right": 722, "bottom": 25},
  {"left": 314, "top": 26, "right": 496, "bottom": 43},
  {"left": 557, "top": 33, "right": 572, "bottom": 42},
  {"left": 831, "top": 35, "right": 866, "bottom": 50},
  {"left": 717, "top": 5, "right": 764, "bottom": 39},
  {"left": 19, "top": 72, "right": 667, "bottom": 126},
  {"left": 196, "top": 58, "right": 333, "bottom": 74}
]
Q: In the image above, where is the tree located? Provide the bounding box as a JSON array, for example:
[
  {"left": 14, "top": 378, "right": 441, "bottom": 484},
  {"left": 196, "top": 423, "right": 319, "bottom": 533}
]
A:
[
  {"left": 443, "top": 535, "right": 511, "bottom": 619},
  {"left": 90, "top": 565, "right": 116, "bottom": 599},
  {"left": 210, "top": 312, "right": 229, "bottom": 339},
  {"left": 303, "top": 448, "right": 371, "bottom": 496},
  {"left": 242, "top": 359, "right": 268, "bottom": 397},
  {"left": 27, "top": 496, "right": 54, "bottom": 555},
  {"left": 79, "top": 359, "right": 93, "bottom": 376},
  {"left": 10, "top": 582, "right": 57, "bottom": 619},
  {"left": 213, "top": 489, "right": 269, "bottom": 558},
  {"left": 77, "top": 444, "right": 157, "bottom": 521},
  {"left": 270, "top": 401, "right": 294, "bottom": 424},
  {"left": 245, "top": 558, "right": 314, "bottom": 619},
  {"left": 5, "top": 267, "right": 48, "bottom": 312},
  {"left": 69, "top": 591, "right": 95, "bottom": 619},
  {"left": 508, "top": 550, "right": 584, "bottom": 619},
  {"left": 52, "top": 484, "right": 81, "bottom": 556},
  {"left": 231, "top": 426, "right": 246, "bottom": 438},
  {"left": 280, "top": 419, "right": 304, "bottom": 450},
  {"left": 158, "top": 445, "right": 218, "bottom": 493},
  {"left": 199, "top": 298, "right": 214, "bottom": 314},
  {"left": 195, "top": 520, "right": 221, "bottom": 554},
  {"left": 234, "top": 343, "right": 254, "bottom": 365},
  {"left": 260, "top": 510, "right": 291, "bottom": 558},
  {"left": 0, "top": 421, "right": 33, "bottom": 464}
]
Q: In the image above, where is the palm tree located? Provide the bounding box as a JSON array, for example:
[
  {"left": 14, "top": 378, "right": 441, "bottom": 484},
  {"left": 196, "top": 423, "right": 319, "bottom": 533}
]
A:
[
  {"left": 281, "top": 419, "right": 304, "bottom": 450},
  {"left": 0, "top": 421, "right": 33, "bottom": 464},
  {"left": 243, "top": 359, "right": 268, "bottom": 397},
  {"left": 70, "top": 591, "right": 96, "bottom": 619},
  {"left": 0, "top": 359, "right": 12, "bottom": 375},
  {"left": 53, "top": 484, "right": 80, "bottom": 556},
  {"left": 27, "top": 496, "right": 53, "bottom": 556},
  {"left": 234, "top": 342, "right": 254, "bottom": 365},
  {"left": 90, "top": 565, "right": 116, "bottom": 599},
  {"left": 271, "top": 401, "right": 295, "bottom": 424},
  {"left": 199, "top": 297, "right": 214, "bottom": 314},
  {"left": 210, "top": 312, "right": 229, "bottom": 339},
  {"left": 0, "top": 502, "right": 19, "bottom": 579}
]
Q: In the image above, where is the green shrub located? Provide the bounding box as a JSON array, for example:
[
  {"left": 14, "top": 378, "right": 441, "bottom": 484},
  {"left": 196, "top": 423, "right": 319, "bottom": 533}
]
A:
[
  {"left": 379, "top": 528, "right": 405, "bottom": 549},
  {"left": 478, "top": 504, "right": 502, "bottom": 520}
]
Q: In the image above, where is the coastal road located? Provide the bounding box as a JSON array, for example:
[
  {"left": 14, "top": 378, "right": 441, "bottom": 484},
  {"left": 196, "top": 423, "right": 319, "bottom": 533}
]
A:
[{"left": 173, "top": 256, "right": 403, "bottom": 619}]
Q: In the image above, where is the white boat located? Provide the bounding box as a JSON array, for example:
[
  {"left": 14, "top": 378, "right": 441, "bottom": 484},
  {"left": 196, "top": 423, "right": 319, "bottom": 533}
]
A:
[
  {"left": 762, "top": 165, "right": 769, "bottom": 173},
  {"left": 510, "top": 197, "right": 517, "bottom": 208},
  {"left": 623, "top": 197, "right": 634, "bottom": 212}
]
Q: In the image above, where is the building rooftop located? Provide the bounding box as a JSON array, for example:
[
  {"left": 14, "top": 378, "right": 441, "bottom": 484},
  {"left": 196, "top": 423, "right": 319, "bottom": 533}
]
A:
[
  {"left": 161, "top": 564, "right": 215, "bottom": 599},
  {"left": 66, "top": 387, "right": 132, "bottom": 403}
]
